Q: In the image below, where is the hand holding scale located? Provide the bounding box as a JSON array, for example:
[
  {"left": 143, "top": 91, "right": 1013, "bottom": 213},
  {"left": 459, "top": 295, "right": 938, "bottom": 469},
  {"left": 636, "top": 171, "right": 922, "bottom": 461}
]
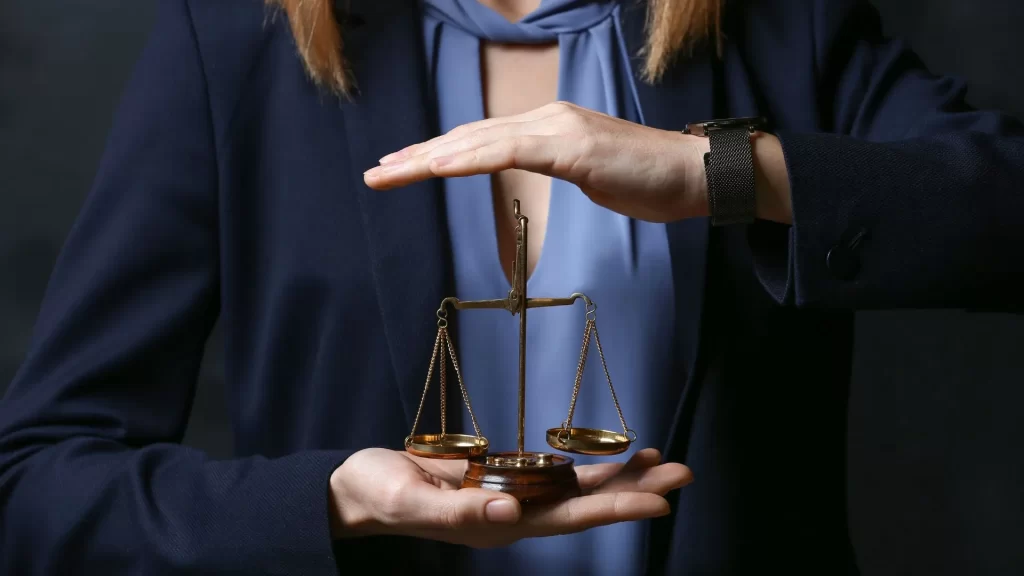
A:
[{"left": 327, "top": 200, "right": 692, "bottom": 545}]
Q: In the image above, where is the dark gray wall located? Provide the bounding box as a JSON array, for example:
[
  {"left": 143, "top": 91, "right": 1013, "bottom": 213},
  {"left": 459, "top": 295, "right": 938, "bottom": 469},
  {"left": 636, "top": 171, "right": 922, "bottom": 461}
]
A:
[
  {"left": 847, "top": 2, "right": 1024, "bottom": 574},
  {"left": 2, "top": 1, "right": 1022, "bottom": 574}
]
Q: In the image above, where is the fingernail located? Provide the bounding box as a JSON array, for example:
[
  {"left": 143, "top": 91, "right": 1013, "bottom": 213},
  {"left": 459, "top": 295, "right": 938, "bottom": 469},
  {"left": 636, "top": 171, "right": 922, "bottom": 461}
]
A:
[
  {"left": 379, "top": 150, "right": 407, "bottom": 165},
  {"left": 370, "top": 159, "right": 405, "bottom": 176},
  {"left": 485, "top": 499, "right": 519, "bottom": 524}
]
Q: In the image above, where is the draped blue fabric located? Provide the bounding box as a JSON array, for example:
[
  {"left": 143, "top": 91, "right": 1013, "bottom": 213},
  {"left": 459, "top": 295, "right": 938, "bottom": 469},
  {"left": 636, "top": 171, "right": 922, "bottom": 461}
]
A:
[{"left": 422, "top": 1, "right": 677, "bottom": 573}]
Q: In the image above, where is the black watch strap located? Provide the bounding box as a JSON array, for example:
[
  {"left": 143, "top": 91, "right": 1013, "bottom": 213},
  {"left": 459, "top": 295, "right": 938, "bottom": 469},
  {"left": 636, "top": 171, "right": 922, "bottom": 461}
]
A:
[
  {"left": 705, "top": 128, "right": 756, "bottom": 226},
  {"left": 684, "top": 117, "right": 766, "bottom": 226}
]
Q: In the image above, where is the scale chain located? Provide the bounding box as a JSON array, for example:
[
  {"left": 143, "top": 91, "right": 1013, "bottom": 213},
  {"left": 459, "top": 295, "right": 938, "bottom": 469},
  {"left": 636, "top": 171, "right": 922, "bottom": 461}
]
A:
[
  {"left": 408, "top": 327, "right": 444, "bottom": 441},
  {"left": 407, "top": 319, "right": 485, "bottom": 444},
  {"left": 439, "top": 328, "right": 447, "bottom": 437},
  {"left": 444, "top": 330, "right": 484, "bottom": 438},
  {"left": 564, "top": 318, "right": 593, "bottom": 430},
  {"left": 590, "top": 319, "right": 630, "bottom": 436},
  {"left": 562, "top": 311, "right": 630, "bottom": 436}
]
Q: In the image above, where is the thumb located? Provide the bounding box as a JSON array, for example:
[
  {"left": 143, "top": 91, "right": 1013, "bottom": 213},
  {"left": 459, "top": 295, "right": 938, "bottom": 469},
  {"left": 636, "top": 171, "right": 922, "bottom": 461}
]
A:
[{"left": 405, "top": 485, "right": 522, "bottom": 530}]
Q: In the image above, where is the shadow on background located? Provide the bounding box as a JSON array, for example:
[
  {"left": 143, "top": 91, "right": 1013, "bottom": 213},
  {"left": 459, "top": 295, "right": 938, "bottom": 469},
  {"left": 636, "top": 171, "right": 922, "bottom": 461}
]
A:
[{"left": 1, "top": 1, "right": 1022, "bottom": 574}]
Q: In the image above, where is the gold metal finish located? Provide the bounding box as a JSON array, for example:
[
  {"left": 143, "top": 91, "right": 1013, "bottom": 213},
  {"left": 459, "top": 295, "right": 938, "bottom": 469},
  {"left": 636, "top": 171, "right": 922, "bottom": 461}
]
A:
[
  {"left": 514, "top": 201, "right": 528, "bottom": 457},
  {"left": 545, "top": 293, "right": 636, "bottom": 455},
  {"left": 545, "top": 427, "right": 635, "bottom": 456},
  {"left": 483, "top": 453, "right": 554, "bottom": 468},
  {"left": 437, "top": 293, "right": 593, "bottom": 314},
  {"left": 406, "top": 199, "right": 636, "bottom": 484},
  {"left": 405, "top": 434, "right": 489, "bottom": 458},
  {"left": 405, "top": 312, "right": 486, "bottom": 460}
]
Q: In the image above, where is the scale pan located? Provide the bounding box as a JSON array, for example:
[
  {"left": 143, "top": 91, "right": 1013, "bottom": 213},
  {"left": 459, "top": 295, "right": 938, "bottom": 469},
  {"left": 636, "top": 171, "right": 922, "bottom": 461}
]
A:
[
  {"left": 546, "top": 427, "right": 634, "bottom": 456},
  {"left": 405, "top": 434, "right": 489, "bottom": 459}
]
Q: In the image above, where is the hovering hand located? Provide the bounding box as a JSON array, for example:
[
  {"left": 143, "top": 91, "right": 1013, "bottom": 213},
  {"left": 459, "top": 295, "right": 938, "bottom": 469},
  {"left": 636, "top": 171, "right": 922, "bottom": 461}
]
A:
[
  {"left": 330, "top": 447, "right": 692, "bottom": 548},
  {"left": 363, "top": 102, "right": 711, "bottom": 223}
]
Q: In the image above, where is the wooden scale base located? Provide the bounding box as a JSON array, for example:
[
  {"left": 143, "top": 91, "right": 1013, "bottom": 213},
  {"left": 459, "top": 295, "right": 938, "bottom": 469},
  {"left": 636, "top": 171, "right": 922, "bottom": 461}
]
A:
[
  {"left": 463, "top": 452, "right": 581, "bottom": 504},
  {"left": 405, "top": 435, "right": 584, "bottom": 503},
  {"left": 403, "top": 200, "right": 636, "bottom": 505}
]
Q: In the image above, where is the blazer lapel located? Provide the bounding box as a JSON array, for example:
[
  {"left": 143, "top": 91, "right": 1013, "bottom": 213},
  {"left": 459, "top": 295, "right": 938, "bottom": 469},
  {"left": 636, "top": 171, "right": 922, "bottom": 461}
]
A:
[
  {"left": 338, "top": 0, "right": 450, "bottom": 433},
  {"left": 620, "top": 5, "right": 721, "bottom": 573},
  {"left": 620, "top": 1, "right": 715, "bottom": 462}
]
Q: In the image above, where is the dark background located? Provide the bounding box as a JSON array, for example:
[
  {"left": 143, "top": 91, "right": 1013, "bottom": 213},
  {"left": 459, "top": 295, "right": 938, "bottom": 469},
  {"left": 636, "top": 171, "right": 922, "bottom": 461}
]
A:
[{"left": 2, "top": 1, "right": 1022, "bottom": 574}]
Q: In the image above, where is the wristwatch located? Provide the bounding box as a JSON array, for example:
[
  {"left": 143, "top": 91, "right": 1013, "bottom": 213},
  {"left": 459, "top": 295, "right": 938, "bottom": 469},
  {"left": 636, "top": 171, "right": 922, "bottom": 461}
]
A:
[{"left": 683, "top": 117, "right": 768, "bottom": 226}]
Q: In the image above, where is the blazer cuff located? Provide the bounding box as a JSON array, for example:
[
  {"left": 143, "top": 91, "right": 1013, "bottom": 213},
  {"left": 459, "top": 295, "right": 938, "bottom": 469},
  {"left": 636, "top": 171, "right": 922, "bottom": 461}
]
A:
[
  {"left": 257, "top": 449, "right": 353, "bottom": 573},
  {"left": 748, "top": 220, "right": 797, "bottom": 306},
  {"left": 749, "top": 130, "right": 875, "bottom": 308}
]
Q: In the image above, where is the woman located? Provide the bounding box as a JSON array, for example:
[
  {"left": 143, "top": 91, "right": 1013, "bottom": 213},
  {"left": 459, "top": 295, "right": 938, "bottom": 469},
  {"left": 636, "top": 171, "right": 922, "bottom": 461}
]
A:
[{"left": 1, "top": 0, "right": 1021, "bottom": 573}]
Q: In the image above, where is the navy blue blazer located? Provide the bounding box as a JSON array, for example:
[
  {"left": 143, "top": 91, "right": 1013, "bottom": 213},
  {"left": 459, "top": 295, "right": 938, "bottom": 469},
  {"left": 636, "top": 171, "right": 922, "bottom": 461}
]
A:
[{"left": 2, "top": 0, "right": 1022, "bottom": 574}]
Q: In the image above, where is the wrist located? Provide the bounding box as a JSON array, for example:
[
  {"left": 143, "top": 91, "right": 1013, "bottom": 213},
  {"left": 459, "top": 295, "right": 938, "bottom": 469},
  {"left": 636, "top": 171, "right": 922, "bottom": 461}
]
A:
[
  {"left": 685, "top": 134, "right": 712, "bottom": 220},
  {"left": 751, "top": 132, "right": 793, "bottom": 224},
  {"left": 328, "top": 459, "right": 379, "bottom": 539},
  {"left": 682, "top": 119, "right": 792, "bottom": 225}
]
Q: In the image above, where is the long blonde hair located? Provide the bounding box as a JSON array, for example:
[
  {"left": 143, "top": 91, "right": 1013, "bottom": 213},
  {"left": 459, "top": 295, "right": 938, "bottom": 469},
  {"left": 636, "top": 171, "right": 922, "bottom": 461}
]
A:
[{"left": 267, "top": 0, "right": 722, "bottom": 97}]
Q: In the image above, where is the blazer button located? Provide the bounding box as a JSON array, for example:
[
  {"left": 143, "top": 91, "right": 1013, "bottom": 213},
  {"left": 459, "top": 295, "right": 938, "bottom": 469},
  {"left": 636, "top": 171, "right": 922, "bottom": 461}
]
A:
[{"left": 826, "top": 227, "right": 867, "bottom": 281}]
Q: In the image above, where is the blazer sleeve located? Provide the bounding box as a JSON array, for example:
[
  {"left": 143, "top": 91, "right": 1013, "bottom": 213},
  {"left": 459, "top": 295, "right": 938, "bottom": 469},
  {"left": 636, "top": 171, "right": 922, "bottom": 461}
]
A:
[
  {"left": 749, "top": 0, "right": 1024, "bottom": 311},
  {"left": 0, "top": 2, "right": 350, "bottom": 574}
]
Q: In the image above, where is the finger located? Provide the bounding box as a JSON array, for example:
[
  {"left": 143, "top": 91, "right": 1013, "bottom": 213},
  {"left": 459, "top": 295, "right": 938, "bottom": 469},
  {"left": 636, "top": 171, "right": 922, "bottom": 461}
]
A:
[
  {"left": 379, "top": 105, "right": 566, "bottom": 164},
  {"left": 575, "top": 448, "right": 663, "bottom": 491},
  {"left": 388, "top": 483, "right": 523, "bottom": 533},
  {"left": 589, "top": 462, "right": 693, "bottom": 496},
  {"left": 382, "top": 118, "right": 540, "bottom": 165},
  {"left": 519, "top": 492, "right": 670, "bottom": 538},
  {"left": 410, "top": 122, "right": 534, "bottom": 167},
  {"left": 622, "top": 448, "right": 663, "bottom": 470},
  {"left": 419, "top": 135, "right": 564, "bottom": 181},
  {"left": 435, "top": 134, "right": 590, "bottom": 179},
  {"left": 400, "top": 453, "right": 469, "bottom": 489},
  {"left": 364, "top": 134, "right": 566, "bottom": 190},
  {"left": 574, "top": 462, "right": 624, "bottom": 491}
]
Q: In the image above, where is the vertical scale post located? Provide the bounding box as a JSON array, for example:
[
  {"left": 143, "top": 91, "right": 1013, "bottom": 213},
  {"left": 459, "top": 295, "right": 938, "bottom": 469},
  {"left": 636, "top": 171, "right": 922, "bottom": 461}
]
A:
[
  {"left": 514, "top": 201, "right": 528, "bottom": 457},
  {"left": 459, "top": 199, "right": 585, "bottom": 503}
]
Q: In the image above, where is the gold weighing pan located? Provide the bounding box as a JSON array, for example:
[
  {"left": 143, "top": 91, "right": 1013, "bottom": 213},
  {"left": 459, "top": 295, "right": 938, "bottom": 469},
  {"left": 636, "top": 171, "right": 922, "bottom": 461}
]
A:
[
  {"left": 546, "top": 427, "right": 635, "bottom": 456},
  {"left": 405, "top": 433, "right": 489, "bottom": 459}
]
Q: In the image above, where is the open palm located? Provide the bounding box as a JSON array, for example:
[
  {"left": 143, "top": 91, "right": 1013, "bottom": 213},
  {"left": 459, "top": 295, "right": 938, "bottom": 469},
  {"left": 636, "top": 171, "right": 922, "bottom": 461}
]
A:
[{"left": 332, "top": 447, "right": 692, "bottom": 548}]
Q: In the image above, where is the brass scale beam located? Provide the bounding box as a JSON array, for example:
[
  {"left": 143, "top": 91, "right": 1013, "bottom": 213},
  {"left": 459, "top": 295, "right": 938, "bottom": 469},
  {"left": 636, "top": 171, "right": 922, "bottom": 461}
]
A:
[{"left": 436, "top": 200, "right": 593, "bottom": 456}]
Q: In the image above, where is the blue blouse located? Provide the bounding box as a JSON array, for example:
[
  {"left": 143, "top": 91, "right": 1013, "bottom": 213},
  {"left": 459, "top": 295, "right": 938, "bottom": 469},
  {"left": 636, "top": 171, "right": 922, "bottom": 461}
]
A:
[{"left": 424, "top": 1, "right": 678, "bottom": 573}]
